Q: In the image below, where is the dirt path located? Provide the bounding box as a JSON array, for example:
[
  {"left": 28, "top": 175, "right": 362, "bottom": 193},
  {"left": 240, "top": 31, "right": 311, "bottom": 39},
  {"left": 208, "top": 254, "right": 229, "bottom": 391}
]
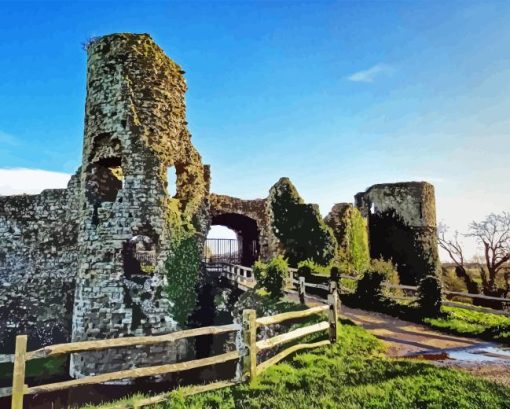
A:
[{"left": 340, "top": 305, "right": 510, "bottom": 387}]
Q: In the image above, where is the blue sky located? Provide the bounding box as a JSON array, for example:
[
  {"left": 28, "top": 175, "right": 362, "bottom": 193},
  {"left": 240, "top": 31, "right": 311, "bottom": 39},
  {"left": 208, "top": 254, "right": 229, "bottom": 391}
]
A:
[{"left": 1, "top": 0, "right": 510, "bottom": 258}]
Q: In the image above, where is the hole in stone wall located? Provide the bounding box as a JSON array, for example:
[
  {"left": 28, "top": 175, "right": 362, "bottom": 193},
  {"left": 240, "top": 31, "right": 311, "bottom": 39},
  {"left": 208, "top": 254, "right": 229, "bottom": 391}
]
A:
[
  {"left": 166, "top": 166, "right": 177, "bottom": 197},
  {"left": 370, "top": 203, "right": 375, "bottom": 214},
  {"left": 122, "top": 235, "right": 157, "bottom": 278},
  {"left": 86, "top": 157, "right": 123, "bottom": 203}
]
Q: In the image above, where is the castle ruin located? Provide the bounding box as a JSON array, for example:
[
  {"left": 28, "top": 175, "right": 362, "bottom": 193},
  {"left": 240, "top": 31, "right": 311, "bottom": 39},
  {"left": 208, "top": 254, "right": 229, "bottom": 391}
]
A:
[{"left": 0, "top": 33, "right": 440, "bottom": 377}]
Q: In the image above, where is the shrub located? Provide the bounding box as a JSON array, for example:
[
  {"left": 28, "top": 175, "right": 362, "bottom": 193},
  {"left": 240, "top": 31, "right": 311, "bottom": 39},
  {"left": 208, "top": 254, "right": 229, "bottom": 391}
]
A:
[
  {"left": 417, "top": 275, "right": 443, "bottom": 317},
  {"left": 370, "top": 257, "right": 401, "bottom": 298},
  {"left": 353, "top": 258, "right": 400, "bottom": 310},
  {"left": 355, "top": 270, "right": 386, "bottom": 306},
  {"left": 253, "top": 260, "right": 268, "bottom": 283},
  {"left": 254, "top": 257, "right": 289, "bottom": 299},
  {"left": 296, "top": 259, "right": 330, "bottom": 278}
]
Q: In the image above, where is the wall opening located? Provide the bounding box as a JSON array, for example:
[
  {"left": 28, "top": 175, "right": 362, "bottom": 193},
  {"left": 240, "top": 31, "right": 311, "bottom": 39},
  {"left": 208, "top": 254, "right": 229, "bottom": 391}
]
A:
[
  {"left": 86, "top": 157, "right": 123, "bottom": 203},
  {"left": 207, "top": 213, "right": 260, "bottom": 266},
  {"left": 122, "top": 235, "right": 157, "bottom": 278},
  {"left": 167, "top": 166, "right": 177, "bottom": 197},
  {"left": 205, "top": 226, "right": 240, "bottom": 263}
]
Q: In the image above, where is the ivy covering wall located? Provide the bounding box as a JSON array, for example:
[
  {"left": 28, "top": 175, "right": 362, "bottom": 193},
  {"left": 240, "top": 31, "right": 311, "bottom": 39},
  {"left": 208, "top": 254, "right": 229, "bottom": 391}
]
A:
[
  {"left": 325, "top": 203, "right": 370, "bottom": 273},
  {"left": 164, "top": 196, "right": 204, "bottom": 327},
  {"left": 268, "top": 178, "right": 337, "bottom": 266}
]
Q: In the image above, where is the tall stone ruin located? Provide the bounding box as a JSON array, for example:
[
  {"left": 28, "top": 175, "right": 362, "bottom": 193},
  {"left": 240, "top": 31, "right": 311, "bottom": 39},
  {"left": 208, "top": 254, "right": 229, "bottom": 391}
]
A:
[
  {"left": 355, "top": 182, "right": 440, "bottom": 285},
  {"left": 70, "top": 34, "right": 210, "bottom": 376}
]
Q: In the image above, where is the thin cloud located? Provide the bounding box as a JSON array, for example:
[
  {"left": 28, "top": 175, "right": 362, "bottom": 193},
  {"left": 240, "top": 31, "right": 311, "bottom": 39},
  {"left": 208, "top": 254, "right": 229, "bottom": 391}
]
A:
[
  {"left": 0, "top": 168, "right": 71, "bottom": 196},
  {"left": 0, "top": 130, "right": 19, "bottom": 146},
  {"left": 347, "top": 63, "right": 393, "bottom": 83}
]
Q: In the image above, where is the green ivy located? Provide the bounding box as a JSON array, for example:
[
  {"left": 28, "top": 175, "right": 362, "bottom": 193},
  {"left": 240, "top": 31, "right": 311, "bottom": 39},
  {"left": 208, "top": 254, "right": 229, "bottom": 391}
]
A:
[
  {"left": 165, "top": 232, "right": 201, "bottom": 327},
  {"left": 345, "top": 207, "right": 370, "bottom": 272},
  {"left": 164, "top": 197, "right": 202, "bottom": 328},
  {"left": 269, "top": 178, "right": 337, "bottom": 266}
]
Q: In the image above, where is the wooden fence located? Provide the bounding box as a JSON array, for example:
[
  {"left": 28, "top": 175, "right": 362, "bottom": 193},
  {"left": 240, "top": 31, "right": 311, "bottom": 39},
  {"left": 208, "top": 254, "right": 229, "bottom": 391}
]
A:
[
  {"left": 286, "top": 267, "right": 510, "bottom": 317},
  {"left": 7, "top": 292, "right": 337, "bottom": 409},
  {"left": 207, "top": 262, "right": 510, "bottom": 317}
]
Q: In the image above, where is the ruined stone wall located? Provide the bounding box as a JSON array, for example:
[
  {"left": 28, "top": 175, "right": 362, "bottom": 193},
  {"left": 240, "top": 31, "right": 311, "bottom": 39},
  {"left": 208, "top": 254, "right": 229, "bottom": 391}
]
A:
[
  {"left": 0, "top": 173, "right": 81, "bottom": 354},
  {"left": 71, "top": 33, "right": 209, "bottom": 377},
  {"left": 355, "top": 182, "right": 440, "bottom": 285},
  {"left": 209, "top": 193, "right": 280, "bottom": 263}
]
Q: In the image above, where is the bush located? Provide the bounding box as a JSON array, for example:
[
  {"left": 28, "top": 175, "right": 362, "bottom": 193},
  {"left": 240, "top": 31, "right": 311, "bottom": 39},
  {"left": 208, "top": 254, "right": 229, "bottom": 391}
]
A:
[
  {"left": 355, "top": 270, "right": 386, "bottom": 306},
  {"left": 296, "top": 259, "right": 329, "bottom": 278},
  {"left": 417, "top": 275, "right": 443, "bottom": 317},
  {"left": 253, "top": 256, "right": 289, "bottom": 299},
  {"left": 353, "top": 258, "right": 401, "bottom": 310},
  {"left": 369, "top": 257, "right": 401, "bottom": 298}
]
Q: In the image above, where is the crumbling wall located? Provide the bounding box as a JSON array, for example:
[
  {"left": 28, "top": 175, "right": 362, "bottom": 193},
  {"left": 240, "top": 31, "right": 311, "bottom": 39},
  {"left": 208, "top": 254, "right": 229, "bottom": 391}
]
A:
[
  {"left": 355, "top": 182, "right": 440, "bottom": 285},
  {"left": 324, "top": 203, "right": 369, "bottom": 273},
  {"left": 0, "top": 172, "right": 80, "bottom": 354},
  {"left": 268, "top": 178, "right": 337, "bottom": 267},
  {"left": 72, "top": 33, "right": 209, "bottom": 377}
]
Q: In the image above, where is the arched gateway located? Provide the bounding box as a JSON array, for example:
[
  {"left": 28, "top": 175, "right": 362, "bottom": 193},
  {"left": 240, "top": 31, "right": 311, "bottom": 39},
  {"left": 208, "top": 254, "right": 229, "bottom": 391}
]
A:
[{"left": 208, "top": 193, "right": 277, "bottom": 266}]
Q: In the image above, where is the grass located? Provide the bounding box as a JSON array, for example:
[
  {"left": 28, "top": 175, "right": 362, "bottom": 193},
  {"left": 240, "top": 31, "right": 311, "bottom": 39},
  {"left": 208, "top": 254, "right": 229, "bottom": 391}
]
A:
[
  {"left": 424, "top": 305, "right": 510, "bottom": 343},
  {"left": 0, "top": 355, "right": 68, "bottom": 383},
  {"left": 342, "top": 292, "right": 510, "bottom": 344},
  {"left": 152, "top": 322, "right": 510, "bottom": 409}
]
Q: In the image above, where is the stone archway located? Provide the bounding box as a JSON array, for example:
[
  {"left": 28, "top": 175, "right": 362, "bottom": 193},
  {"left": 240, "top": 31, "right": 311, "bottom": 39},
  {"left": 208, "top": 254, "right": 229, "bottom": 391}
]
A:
[
  {"left": 210, "top": 213, "right": 260, "bottom": 266},
  {"left": 209, "top": 193, "right": 278, "bottom": 266}
]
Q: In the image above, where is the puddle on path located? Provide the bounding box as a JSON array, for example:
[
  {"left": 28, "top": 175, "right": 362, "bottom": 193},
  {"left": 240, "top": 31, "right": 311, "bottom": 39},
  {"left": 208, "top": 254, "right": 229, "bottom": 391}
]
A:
[{"left": 408, "top": 344, "right": 510, "bottom": 363}]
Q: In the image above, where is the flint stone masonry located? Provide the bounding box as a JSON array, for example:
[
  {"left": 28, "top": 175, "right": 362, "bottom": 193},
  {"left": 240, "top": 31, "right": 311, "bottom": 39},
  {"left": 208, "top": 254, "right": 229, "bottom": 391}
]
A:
[
  {"left": 71, "top": 33, "right": 209, "bottom": 377},
  {"left": 355, "top": 182, "right": 440, "bottom": 285},
  {"left": 0, "top": 173, "right": 80, "bottom": 354}
]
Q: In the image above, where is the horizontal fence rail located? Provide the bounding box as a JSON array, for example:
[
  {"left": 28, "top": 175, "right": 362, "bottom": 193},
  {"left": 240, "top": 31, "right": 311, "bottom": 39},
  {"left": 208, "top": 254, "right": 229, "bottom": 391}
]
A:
[{"left": 26, "top": 324, "right": 240, "bottom": 360}]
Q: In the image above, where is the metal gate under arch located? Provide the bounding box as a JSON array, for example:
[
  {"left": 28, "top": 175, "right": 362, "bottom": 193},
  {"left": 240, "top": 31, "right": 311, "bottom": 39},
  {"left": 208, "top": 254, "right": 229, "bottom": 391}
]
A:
[{"left": 204, "top": 238, "right": 241, "bottom": 264}]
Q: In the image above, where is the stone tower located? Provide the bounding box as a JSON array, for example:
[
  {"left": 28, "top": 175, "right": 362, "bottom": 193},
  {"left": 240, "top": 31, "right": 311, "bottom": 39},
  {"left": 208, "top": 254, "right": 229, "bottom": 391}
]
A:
[
  {"left": 355, "top": 182, "right": 440, "bottom": 285},
  {"left": 71, "top": 33, "right": 209, "bottom": 377}
]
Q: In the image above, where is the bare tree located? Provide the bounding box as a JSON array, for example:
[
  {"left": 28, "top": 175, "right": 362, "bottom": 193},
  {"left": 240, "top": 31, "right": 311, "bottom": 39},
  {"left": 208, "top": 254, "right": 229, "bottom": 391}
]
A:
[
  {"left": 438, "top": 223, "right": 481, "bottom": 298},
  {"left": 467, "top": 212, "right": 510, "bottom": 298}
]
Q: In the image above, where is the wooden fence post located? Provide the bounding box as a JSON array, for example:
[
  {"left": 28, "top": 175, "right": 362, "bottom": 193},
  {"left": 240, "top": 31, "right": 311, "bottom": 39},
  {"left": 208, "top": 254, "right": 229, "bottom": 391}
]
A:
[
  {"left": 327, "top": 290, "right": 339, "bottom": 344},
  {"left": 299, "top": 276, "right": 306, "bottom": 304},
  {"left": 288, "top": 269, "right": 294, "bottom": 289},
  {"left": 242, "top": 309, "right": 257, "bottom": 380},
  {"left": 12, "top": 335, "right": 27, "bottom": 409}
]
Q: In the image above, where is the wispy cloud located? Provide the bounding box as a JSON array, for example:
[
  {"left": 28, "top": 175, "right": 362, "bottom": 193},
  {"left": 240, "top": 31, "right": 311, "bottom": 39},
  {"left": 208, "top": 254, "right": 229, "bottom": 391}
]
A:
[
  {"left": 347, "top": 63, "right": 393, "bottom": 83},
  {"left": 0, "top": 130, "right": 19, "bottom": 146},
  {"left": 0, "top": 168, "right": 71, "bottom": 196}
]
